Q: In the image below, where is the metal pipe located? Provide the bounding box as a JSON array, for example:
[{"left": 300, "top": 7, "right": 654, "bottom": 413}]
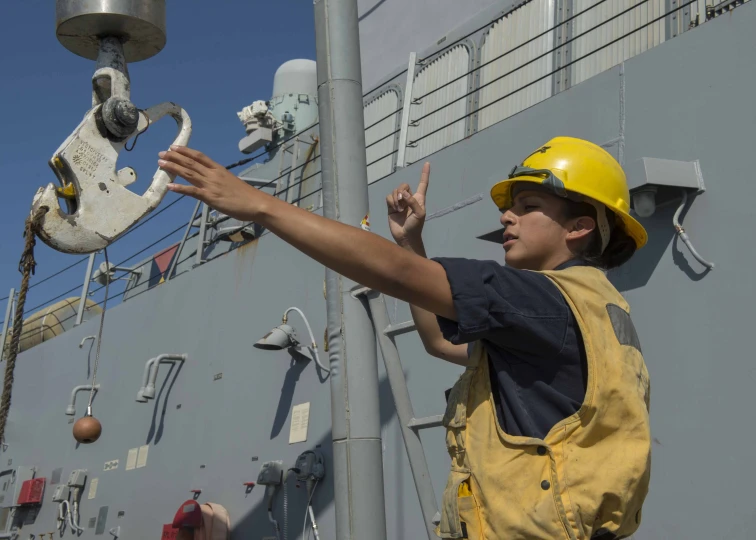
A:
[
  {"left": 140, "top": 354, "right": 187, "bottom": 401},
  {"left": 195, "top": 204, "right": 209, "bottom": 267},
  {"left": 407, "top": 415, "right": 444, "bottom": 429},
  {"left": 0, "top": 288, "right": 15, "bottom": 362},
  {"left": 66, "top": 384, "right": 99, "bottom": 416},
  {"left": 673, "top": 189, "right": 715, "bottom": 270},
  {"left": 366, "top": 293, "right": 439, "bottom": 539},
  {"left": 167, "top": 199, "right": 202, "bottom": 281},
  {"left": 286, "top": 137, "right": 301, "bottom": 204},
  {"left": 396, "top": 52, "right": 418, "bottom": 169},
  {"left": 283, "top": 307, "right": 329, "bottom": 373},
  {"left": 313, "top": 1, "right": 387, "bottom": 538},
  {"left": 136, "top": 357, "right": 158, "bottom": 402},
  {"left": 75, "top": 253, "right": 97, "bottom": 326}
]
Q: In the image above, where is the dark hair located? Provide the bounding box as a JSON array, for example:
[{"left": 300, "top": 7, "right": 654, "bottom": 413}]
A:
[{"left": 561, "top": 200, "right": 637, "bottom": 270}]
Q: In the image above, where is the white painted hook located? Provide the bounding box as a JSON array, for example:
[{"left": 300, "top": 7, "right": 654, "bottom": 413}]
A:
[{"left": 31, "top": 102, "right": 192, "bottom": 254}]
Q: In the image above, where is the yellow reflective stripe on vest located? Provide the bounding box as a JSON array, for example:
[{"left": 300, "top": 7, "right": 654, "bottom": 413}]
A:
[{"left": 436, "top": 266, "right": 651, "bottom": 540}]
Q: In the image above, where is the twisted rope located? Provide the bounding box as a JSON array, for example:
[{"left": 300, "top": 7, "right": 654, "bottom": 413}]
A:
[{"left": 0, "top": 207, "right": 48, "bottom": 444}]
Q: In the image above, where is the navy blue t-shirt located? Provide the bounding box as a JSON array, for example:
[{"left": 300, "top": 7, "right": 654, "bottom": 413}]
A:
[{"left": 432, "top": 258, "right": 588, "bottom": 439}]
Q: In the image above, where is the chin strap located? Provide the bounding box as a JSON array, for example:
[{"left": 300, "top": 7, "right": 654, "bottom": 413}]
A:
[{"left": 587, "top": 200, "right": 611, "bottom": 254}]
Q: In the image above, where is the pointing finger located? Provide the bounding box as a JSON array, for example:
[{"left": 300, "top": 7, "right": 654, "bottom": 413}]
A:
[{"left": 416, "top": 162, "right": 430, "bottom": 197}]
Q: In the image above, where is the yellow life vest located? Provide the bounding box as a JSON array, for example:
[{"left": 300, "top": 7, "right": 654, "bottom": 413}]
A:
[{"left": 436, "top": 265, "right": 651, "bottom": 540}]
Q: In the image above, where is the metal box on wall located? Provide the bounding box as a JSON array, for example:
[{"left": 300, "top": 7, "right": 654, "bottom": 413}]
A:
[
  {"left": 0, "top": 467, "right": 35, "bottom": 509},
  {"left": 17, "top": 477, "right": 45, "bottom": 505}
]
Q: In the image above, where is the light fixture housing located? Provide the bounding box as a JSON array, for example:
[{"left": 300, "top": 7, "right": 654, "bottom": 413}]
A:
[
  {"left": 254, "top": 309, "right": 330, "bottom": 374},
  {"left": 626, "top": 157, "right": 705, "bottom": 217},
  {"left": 254, "top": 324, "right": 299, "bottom": 351}
]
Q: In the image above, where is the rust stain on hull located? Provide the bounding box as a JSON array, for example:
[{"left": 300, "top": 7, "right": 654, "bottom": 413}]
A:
[{"left": 233, "top": 237, "right": 260, "bottom": 291}]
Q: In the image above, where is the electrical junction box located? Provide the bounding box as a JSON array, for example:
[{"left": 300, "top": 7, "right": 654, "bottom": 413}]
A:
[
  {"left": 0, "top": 471, "right": 13, "bottom": 508},
  {"left": 625, "top": 157, "right": 706, "bottom": 214},
  {"left": 17, "top": 477, "right": 45, "bottom": 505},
  {"left": 52, "top": 484, "right": 69, "bottom": 503},
  {"left": 295, "top": 450, "right": 325, "bottom": 482},
  {"left": 256, "top": 461, "right": 283, "bottom": 486},
  {"left": 0, "top": 466, "right": 35, "bottom": 509},
  {"left": 626, "top": 157, "right": 705, "bottom": 193},
  {"left": 67, "top": 469, "right": 87, "bottom": 488}
]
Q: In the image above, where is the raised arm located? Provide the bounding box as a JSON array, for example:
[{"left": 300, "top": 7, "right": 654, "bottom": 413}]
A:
[
  {"left": 385, "top": 170, "right": 471, "bottom": 367},
  {"left": 158, "top": 146, "right": 457, "bottom": 320}
]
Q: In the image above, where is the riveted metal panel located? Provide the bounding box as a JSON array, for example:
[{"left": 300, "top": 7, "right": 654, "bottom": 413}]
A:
[
  {"left": 571, "top": 0, "right": 667, "bottom": 86},
  {"left": 405, "top": 44, "right": 473, "bottom": 164},
  {"left": 478, "top": 0, "right": 556, "bottom": 132},
  {"left": 364, "top": 88, "right": 401, "bottom": 184}
]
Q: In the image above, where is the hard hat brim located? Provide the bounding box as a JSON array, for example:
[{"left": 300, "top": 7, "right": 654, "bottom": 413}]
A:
[{"left": 490, "top": 177, "right": 648, "bottom": 250}]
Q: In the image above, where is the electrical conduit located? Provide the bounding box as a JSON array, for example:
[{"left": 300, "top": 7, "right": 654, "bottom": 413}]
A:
[{"left": 673, "top": 189, "right": 715, "bottom": 270}]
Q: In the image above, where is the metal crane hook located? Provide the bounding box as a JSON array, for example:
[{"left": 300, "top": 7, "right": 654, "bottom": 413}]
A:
[{"left": 29, "top": 36, "right": 192, "bottom": 255}]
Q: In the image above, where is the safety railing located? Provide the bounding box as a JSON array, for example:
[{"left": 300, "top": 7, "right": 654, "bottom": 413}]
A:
[
  {"left": 0, "top": 207, "right": 193, "bottom": 361},
  {"left": 359, "top": 0, "right": 703, "bottom": 172},
  {"left": 1, "top": 0, "right": 741, "bottom": 358}
]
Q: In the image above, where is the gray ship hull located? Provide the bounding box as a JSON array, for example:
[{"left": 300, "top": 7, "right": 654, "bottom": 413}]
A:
[{"left": 1, "top": 0, "right": 753, "bottom": 538}]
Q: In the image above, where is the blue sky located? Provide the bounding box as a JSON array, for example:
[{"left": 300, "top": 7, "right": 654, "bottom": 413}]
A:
[{"left": 0, "top": 1, "right": 316, "bottom": 323}]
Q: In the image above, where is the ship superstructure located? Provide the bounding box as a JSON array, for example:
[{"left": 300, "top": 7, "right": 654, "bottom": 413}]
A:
[{"left": 0, "top": 0, "right": 752, "bottom": 538}]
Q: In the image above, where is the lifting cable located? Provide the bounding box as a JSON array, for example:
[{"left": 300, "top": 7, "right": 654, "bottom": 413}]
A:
[{"left": 87, "top": 248, "right": 109, "bottom": 417}]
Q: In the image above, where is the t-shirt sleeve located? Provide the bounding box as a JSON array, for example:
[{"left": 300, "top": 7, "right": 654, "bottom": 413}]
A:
[{"left": 432, "top": 257, "right": 570, "bottom": 356}]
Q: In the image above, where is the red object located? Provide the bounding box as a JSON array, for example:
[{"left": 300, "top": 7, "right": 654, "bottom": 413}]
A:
[
  {"left": 161, "top": 524, "right": 179, "bottom": 539},
  {"left": 243, "top": 482, "right": 255, "bottom": 487},
  {"left": 17, "top": 477, "right": 45, "bottom": 505},
  {"left": 154, "top": 244, "right": 179, "bottom": 274},
  {"left": 172, "top": 499, "right": 202, "bottom": 529}
]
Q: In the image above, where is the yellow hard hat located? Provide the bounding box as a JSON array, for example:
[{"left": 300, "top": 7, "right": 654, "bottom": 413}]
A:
[{"left": 490, "top": 136, "right": 647, "bottom": 249}]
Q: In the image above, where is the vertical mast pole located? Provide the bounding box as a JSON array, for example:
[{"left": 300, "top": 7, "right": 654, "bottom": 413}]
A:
[{"left": 313, "top": 0, "right": 388, "bottom": 538}]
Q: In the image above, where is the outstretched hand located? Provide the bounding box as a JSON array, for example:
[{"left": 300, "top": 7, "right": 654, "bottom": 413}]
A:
[
  {"left": 386, "top": 162, "right": 430, "bottom": 247},
  {"left": 159, "top": 150, "right": 456, "bottom": 321},
  {"left": 158, "top": 146, "right": 259, "bottom": 221}
]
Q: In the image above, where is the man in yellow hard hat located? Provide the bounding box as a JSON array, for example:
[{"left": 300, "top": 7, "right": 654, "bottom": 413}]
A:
[{"left": 158, "top": 136, "right": 651, "bottom": 540}]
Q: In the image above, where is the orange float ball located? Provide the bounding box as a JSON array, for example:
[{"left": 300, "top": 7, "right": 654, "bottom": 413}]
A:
[{"left": 73, "top": 415, "right": 102, "bottom": 444}]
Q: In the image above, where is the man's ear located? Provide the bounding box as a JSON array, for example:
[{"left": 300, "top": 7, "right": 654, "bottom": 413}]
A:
[{"left": 566, "top": 216, "right": 596, "bottom": 242}]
